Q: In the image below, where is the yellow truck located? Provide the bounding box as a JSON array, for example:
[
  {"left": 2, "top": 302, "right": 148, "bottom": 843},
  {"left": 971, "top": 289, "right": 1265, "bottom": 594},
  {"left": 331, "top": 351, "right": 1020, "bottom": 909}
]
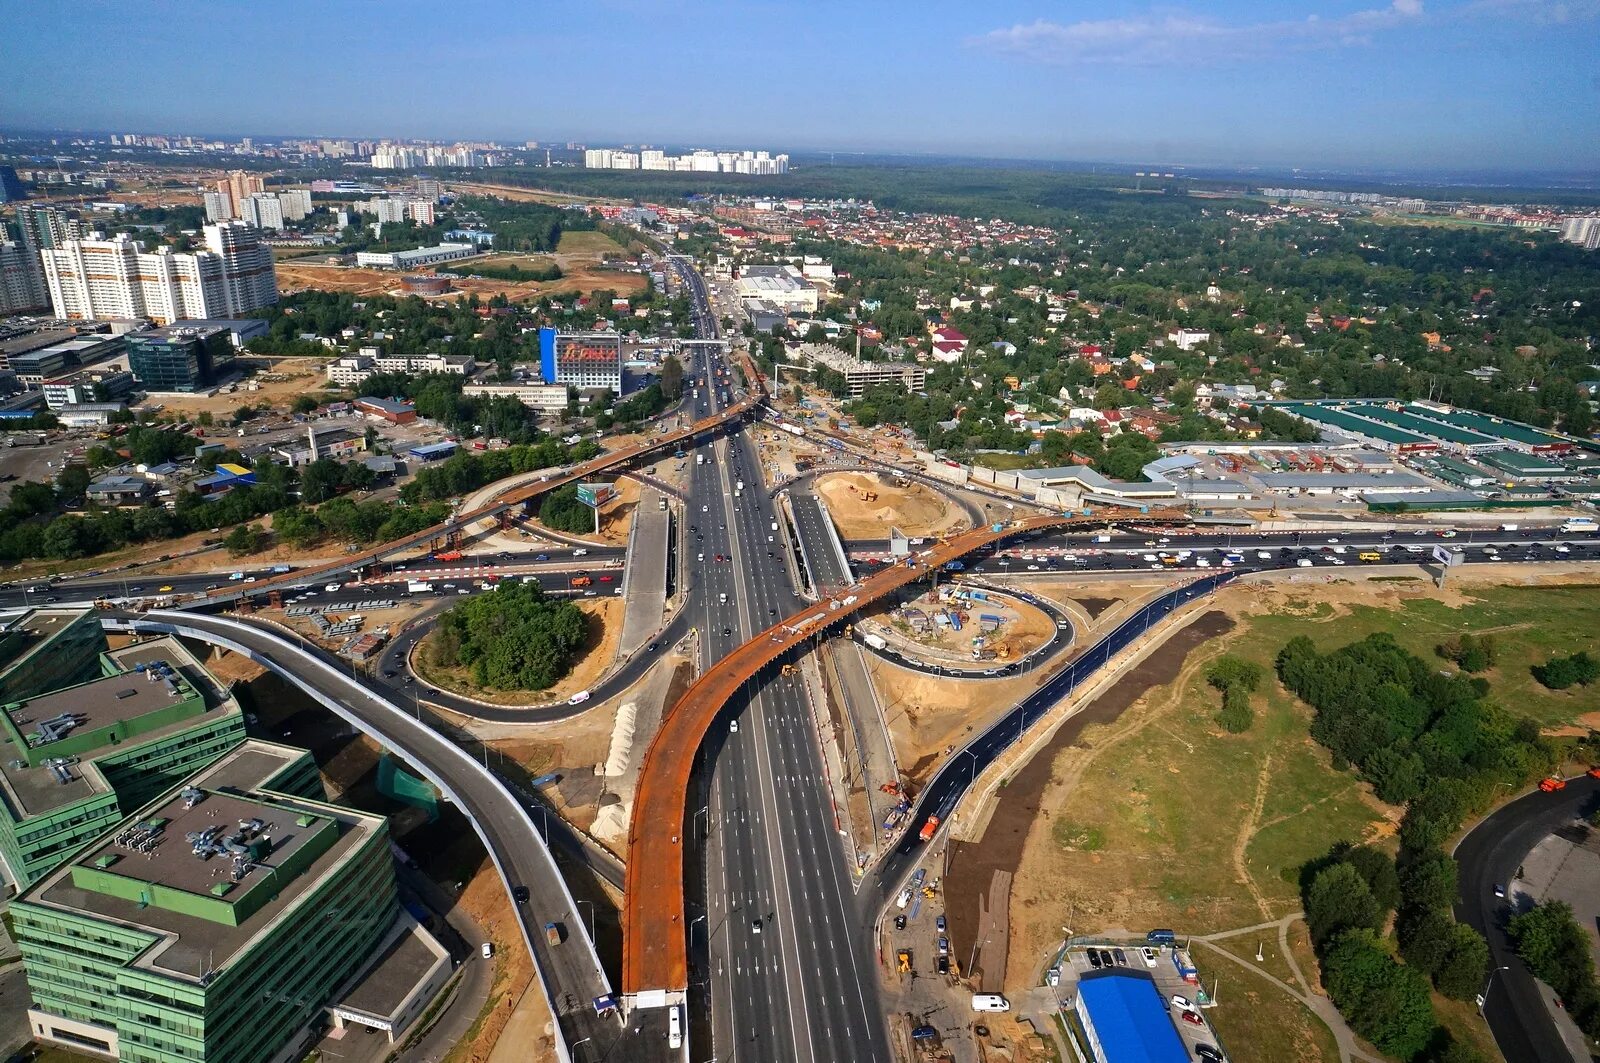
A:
[{"left": 1358, "top": 551, "right": 1381, "bottom": 562}]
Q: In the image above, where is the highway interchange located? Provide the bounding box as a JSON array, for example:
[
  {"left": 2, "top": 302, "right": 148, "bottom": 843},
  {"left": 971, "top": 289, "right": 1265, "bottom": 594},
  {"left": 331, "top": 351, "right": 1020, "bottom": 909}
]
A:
[{"left": 11, "top": 253, "right": 1600, "bottom": 1062}]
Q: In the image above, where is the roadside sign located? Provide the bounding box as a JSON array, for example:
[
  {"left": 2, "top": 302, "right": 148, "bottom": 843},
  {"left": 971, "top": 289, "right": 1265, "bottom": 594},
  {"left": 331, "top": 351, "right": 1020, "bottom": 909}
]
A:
[{"left": 1431, "top": 545, "right": 1463, "bottom": 567}]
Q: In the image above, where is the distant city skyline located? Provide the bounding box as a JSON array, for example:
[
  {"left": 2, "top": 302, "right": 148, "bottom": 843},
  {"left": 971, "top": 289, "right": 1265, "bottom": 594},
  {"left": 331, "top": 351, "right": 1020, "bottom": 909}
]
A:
[{"left": 3, "top": 0, "right": 1598, "bottom": 172}]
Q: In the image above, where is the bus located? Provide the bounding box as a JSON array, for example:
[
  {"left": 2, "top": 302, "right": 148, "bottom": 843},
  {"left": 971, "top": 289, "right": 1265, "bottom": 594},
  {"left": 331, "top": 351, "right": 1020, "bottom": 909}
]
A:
[{"left": 668, "top": 1005, "right": 682, "bottom": 1049}]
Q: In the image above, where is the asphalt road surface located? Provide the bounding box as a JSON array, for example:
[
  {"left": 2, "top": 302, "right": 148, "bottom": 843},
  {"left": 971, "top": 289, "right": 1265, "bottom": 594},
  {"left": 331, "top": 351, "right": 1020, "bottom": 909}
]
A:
[{"left": 1454, "top": 774, "right": 1600, "bottom": 1063}]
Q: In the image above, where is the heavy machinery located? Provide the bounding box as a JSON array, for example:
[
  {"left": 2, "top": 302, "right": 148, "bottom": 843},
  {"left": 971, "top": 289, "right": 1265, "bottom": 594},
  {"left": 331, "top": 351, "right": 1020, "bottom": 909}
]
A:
[{"left": 897, "top": 949, "right": 913, "bottom": 974}]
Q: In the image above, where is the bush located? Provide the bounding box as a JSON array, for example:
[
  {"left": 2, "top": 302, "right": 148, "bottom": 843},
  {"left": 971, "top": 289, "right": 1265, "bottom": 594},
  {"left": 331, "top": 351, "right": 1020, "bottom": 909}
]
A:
[
  {"left": 1216, "top": 686, "right": 1254, "bottom": 733},
  {"left": 1531, "top": 651, "right": 1600, "bottom": 690},
  {"left": 1206, "top": 653, "right": 1262, "bottom": 733},
  {"left": 539, "top": 484, "right": 596, "bottom": 534},
  {"left": 1436, "top": 633, "right": 1497, "bottom": 673}
]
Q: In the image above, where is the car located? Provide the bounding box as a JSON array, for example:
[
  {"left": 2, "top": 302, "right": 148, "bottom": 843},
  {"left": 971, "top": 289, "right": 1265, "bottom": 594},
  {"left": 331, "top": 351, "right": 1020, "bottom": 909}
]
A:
[
  {"left": 894, "top": 914, "right": 907, "bottom": 930},
  {"left": 481, "top": 942, "right": 494, "bottom": 959},
  {"left": 1087, "top": 949, "right": 1103, "bottom": 969},
  {"left": 936, "top": 915, "right": 947, "bottom": 933},
  {"left": 1171, "top": 994, "right": 1192, "bottom": 1011},
  {"left": 512, "top": 886, "right": 530, "bottom": 904},
  {"left": 158, "top": 585, "right": 173, "bottom": 592},
  {"left": 1181, "top": 1010, "right": 1205, "bottom": 1027},
  {"left": 382, "top": 669, "right": 396, "bottom": 679},
  {"left": 752, "top": 919, "right": 762, "bottom": 934},
  {"left": 702, "top": 505, "right": 708, "bottom": 512},
  {"left": 722, "top": 626, "right": 732, "bottom": 635},
  {"left": 729, "top": 718, "right": 739, "bottom": 733},
  {"left": 1493, "top": 883, "right": 1506, "bottom": 898},
  {"left": 938, "top": 936, "right": 949, "bottom": 956},
  {"left": 535, "top": 554, "right": 548, "bottom": 561},
  {"left": 936, "top": 956, "right": 951, "bottom": 975},
  {"left": 1141, "top": 947, "right": 1159, "bottom": 967},
  {"left": 1196, "top": 1045, "right": 1224, "bottom": 1061},
  {"left": 599, "top": 575, "right": 614, "bottom": 582},
  {"left": 897, "top": 889, "right": 913, "bottom": 909},
  {"left": 1112, "top": 947, "right": 1128, "bottom": 965},
  {"left": 647, "top": 641, "right": 659, "bottom": 652}
]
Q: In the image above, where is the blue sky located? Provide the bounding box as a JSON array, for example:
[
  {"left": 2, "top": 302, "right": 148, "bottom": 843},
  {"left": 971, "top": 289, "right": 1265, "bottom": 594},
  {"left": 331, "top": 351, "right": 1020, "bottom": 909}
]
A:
[{"left": 3, "top": 0, "right": 1598, "bottom": 172}]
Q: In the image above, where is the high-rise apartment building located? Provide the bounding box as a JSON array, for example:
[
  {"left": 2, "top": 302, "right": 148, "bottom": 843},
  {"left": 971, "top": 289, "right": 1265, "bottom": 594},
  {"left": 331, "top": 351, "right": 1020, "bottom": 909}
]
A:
[
  {"left": 202, "top": 190, "right": 233, "bottom": 223},
  {"left": 15, "top": 204, "right": 83, "bottom": 252},
  {"left": 278, "top": 187, "right": 312, "bottom": 221},
  {"left": 40, "top": 223, "right": 277, "bottom": 325},
  {"left": 241, "top": 193, "right": 284, "bottom": 231},
  {"left": 0, "top": 240, "right": 49, "bottom": 314},
  {"left": 370, "top": 198, "right": 408, "bottom": 224},
  {"left": 215, "top": 170, "right": 265, "bottom": 219},
  {"left": 408, "top": 200, "right": 436, "bottom": 225}
]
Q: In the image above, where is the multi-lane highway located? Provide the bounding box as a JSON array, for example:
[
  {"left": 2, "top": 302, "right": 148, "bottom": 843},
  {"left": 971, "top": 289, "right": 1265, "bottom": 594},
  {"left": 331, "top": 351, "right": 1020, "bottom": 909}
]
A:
[{"left": 673, "top": 272, "right": 893, "bottom": 1062}]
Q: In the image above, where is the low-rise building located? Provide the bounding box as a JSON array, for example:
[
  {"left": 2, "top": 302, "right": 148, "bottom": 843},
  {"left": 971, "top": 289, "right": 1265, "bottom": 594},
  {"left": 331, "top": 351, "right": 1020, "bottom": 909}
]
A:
[
  {"left": 84, "top": 474, "right": 151, "bottom": 505},
  {"left": 735, "top": 264, "right": 818, "bottom": 312},
  {"left": 12, "top": 739, "right": 404, "bottom": 1062},
  {"left": 790, "top": 342, "right": 926, "bottom": 398},
  {"left": 41, "top": 366, "right": 137, "bottom": 410},
  {"left": 354, "top": 396, "right": 417, "bottom": 424},
  {"left": 354, "top": 243, "right": 476, "bottom": 270},
  {"left": 0, "top": 615, "right": 247, "bottom": 887},
  {"left": 57, "top": 402, "right": 127, "bottom": 427},
  {"left": 462, "top": 382, "right": 570, "bottom": 411}
]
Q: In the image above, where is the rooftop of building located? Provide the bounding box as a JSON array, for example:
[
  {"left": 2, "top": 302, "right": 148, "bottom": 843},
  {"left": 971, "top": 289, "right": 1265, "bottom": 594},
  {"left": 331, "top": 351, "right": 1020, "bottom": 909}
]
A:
[
  {"left": 0, "top": 635, "right": 237, "bottom": 818},
  {"left": 25, "top": 740, "right": 382, "bottom": 982},
  {"left": 128, "top": 324, "right": 232, "bottom": 344},
  {"left": 334, "top": 920, "right": 448, "bottom": 1020},
  {"left": 1254, "top": 471, "right": 1431, "bottom": 489},
  {"left": 354, "top": 396, "right": 415, "bottom": 415},
  {"left": 1076, "top": 971, "right": 1190, "bottom": 1063}
]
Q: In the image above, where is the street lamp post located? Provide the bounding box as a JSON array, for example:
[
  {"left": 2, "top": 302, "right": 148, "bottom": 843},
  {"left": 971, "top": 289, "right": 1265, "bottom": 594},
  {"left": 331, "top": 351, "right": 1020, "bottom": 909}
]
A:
[
  {"left": 1478, "top": 964, "right": 1513, "bottom": 1013},
  {"left": 577, "top": 899, "right": 595, "bottom": 942}
]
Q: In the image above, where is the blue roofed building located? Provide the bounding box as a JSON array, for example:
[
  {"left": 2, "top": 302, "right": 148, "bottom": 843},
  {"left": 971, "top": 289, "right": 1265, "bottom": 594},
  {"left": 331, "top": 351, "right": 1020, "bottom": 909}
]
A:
[
  {"left": 1074, "top": 971, "right": 1190, "bottom": 1063},
  {"left": 408, "top": 441, "right": 458, "bottom": 462}
]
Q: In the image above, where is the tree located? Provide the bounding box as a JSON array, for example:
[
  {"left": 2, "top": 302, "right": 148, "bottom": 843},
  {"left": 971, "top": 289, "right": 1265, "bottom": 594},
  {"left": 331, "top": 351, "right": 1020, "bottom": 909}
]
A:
[
  {"left": 41, "top": 517, "right": 86, "bottom": 560},
  {"left": 1321, "top": 929, "right": 1436, "bottom": 1060},
  {"left": 224, "top": 523, "right": 265, "bottom": 556},
  {"left": 1400, "top": 849, "right": 1460, "bottom": 912},
  {"left": 1306, "top": 863, "right": 1383, "bottom": 948},
  {"left": 432, "top": 582, "right": 588, "bottom": 690},
  {"left": 1435, "top": 922, "right": 1489, "bottom": 1001},
  {"left": 292, "top": 394, "right": 321, "bottom": 415},
  {"left": 299, "top": 459, "right": 345, "bottom": 504},
  {"left": 660, "top": 354, "right": 684, "bottom": 400},
  {"left": 539, "top": 484, "right": 596, "bottom": 534},
  {"left": 1398, "top": 906, "right": 1455, "bottom": 976},
  {"left": 1343, "top": 846, "right": 1401, "bottom": 915}
]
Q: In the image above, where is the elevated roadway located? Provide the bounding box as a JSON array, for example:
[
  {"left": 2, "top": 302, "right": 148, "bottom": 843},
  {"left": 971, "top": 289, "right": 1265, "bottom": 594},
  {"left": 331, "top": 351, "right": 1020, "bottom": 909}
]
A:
[
  {"left": 101, "top": 610, "right": 657, "bottom": 1062},
  {"left": 621, "top": 508, "right": 1189, "bottom": 996}
]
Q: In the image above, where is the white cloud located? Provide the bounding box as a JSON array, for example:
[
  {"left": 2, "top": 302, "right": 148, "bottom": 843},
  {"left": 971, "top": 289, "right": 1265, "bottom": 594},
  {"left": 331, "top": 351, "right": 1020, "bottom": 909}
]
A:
[{"left": 971, "top": 2, "right": 1427, "bottom": 66}]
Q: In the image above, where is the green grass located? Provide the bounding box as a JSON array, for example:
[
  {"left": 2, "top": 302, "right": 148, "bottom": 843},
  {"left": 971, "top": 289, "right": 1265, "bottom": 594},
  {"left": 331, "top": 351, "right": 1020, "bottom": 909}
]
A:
[
  {"left": 967, "top": 452, "right": 1039, "bottom": 471},
  {"left": 556, "top": 229, "right": 626, "bottom": 257},
  {"left": 1202, "top": 957, "right": 1342, "bottom": 1063},
  {"left": 1051, "top": 819, "right": 1106, "bottom": 852}
]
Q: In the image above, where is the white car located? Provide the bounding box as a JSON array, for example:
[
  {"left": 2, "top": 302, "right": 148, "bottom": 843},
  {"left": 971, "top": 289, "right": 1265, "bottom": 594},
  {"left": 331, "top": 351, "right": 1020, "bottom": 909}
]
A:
[
  {"left": 481, "top": 942, "right": 494, "bottom": 959},
  {"left": 896, "top": 888, "right": 913, "bottom": 909},
  {"left": 1171, "top": 994, "right": 1193, "bottom": 1011},
  {"left": 729, "top": 718, "right": 739, "bottom": 733},
  {"left": 1141, "top": 947, "right": 1159, "bottom": 968}
]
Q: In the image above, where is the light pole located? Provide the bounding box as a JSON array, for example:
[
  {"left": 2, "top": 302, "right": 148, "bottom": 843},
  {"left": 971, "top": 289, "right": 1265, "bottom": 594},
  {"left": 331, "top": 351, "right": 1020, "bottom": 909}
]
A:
[
  {"left": 1478, "top": 964, "right": 1512, "bottom": 1013},
  {"left": 577, "top": 899, "right": 595, "bottom": 942},
  {"left": 695, "top": 804, "right": 710, "bottom": 838}
]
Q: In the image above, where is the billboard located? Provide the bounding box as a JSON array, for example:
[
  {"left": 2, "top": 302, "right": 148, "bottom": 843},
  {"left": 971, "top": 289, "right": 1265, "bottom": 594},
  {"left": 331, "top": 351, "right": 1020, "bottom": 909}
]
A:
[{"left": 577, "top": 482, "right": 616, "bottom": 508}]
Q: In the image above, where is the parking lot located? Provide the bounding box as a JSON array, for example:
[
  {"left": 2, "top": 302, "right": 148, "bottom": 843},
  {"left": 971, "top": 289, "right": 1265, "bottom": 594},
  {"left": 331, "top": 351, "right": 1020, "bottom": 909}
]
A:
[{"left": 1051, "top": 941, "right": 1229, "bottom": 1062}]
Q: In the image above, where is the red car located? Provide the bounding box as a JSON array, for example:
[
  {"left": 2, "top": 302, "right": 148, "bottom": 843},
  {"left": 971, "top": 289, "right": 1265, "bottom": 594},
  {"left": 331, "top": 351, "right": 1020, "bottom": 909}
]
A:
[
  {"left": 599, "top": 575, "right": 614, "bottom": 583},
  {"left": 1181, "top": 1011, "right": 1204, "bottom": 1027},
  {"left": 1588, "top": 766, "right": 1600, "bottom": 779}
]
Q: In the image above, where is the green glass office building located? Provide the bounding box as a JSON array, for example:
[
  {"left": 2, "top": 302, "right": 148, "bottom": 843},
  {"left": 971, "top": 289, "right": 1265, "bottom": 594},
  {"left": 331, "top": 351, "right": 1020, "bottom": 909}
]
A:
[
  {"left": 13, "top": 740, "right": 397, "bottom": 1062},
  {"left": 0, "top": 613, "right": 246, "bottom": 888},
  {"left": 124, "top": 326, "right": 235, "bottom": 393}
]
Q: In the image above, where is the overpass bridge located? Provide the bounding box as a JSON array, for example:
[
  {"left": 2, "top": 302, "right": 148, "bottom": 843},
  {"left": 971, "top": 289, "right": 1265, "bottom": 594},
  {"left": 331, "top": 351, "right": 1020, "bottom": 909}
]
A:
[
  {"left": 620, "top": 507, "right": 1191, "bottom": 997},
  {"left": 201, "top": 351, "right": 770, "bottom": 608}
]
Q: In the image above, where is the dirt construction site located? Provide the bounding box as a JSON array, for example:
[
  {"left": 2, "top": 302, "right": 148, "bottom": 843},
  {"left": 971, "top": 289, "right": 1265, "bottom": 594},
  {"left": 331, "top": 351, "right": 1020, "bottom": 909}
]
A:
[{"left": 813, "top": 470, "right": 967, "bottom": 539}]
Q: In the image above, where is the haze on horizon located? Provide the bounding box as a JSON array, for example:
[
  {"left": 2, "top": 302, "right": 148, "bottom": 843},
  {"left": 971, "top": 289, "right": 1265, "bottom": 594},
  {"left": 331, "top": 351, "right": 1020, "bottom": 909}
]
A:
[{"left": 3, "top": 0, "right": 1598, "bottom": 173}]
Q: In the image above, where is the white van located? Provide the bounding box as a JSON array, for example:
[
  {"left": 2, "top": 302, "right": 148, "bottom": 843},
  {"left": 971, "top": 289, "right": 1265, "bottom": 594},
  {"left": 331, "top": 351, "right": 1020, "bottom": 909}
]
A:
[
  {"left": 668, "top": 1005, "right": 682, "bottom": 1049},
  {"left": 567, "top": 690, "right": 591, "bottom": 705},
  {"left": 972, "top": 993, "right": 1011, "bottom": 1013}
]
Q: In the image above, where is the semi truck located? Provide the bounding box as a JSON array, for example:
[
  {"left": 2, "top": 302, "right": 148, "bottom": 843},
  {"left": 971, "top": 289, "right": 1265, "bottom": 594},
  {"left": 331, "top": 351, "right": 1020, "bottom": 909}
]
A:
[{"left": 1561, "top": 517, "right": 1597, "bottom": 533}]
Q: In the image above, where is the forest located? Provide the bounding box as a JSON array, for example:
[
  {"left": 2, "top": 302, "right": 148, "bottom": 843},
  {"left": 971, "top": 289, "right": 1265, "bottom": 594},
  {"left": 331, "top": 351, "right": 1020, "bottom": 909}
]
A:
[
  {"left": 428, "top": 580, "right": 589, "bottom": 690},
  {"left": 1279, "top": 633, "right": 1561, "bottom": 1063}
]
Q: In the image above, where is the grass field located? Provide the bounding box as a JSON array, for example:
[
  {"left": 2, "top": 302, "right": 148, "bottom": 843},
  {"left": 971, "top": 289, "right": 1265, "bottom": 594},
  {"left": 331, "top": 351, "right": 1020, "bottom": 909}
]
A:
[
  {"left": 556, "top": 229, "right": 627, "bottom": 257},
  {"left": 997, "top": 575, "right": 1600, "bottom": 1063}
]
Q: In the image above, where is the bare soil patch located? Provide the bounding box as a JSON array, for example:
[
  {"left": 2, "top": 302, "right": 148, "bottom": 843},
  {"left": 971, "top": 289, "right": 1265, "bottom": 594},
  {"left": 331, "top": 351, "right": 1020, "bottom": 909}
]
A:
[
  {"left": 942, "top": 612, "right": 1235, "bottom": 983},
  {"left": 813, "top": 471, "right": 962, "bottom": 539}
]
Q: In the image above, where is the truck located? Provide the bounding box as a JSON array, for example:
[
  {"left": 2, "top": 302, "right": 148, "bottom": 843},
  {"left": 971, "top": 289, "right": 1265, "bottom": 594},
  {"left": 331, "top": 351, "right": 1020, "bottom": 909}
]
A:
[
  {"left": 1560, "top": 517, "right": 1597, "bottom": 533},
  {"left": 544, "top": 922, "right": 562, "bottom": 945},
  {"left": 919, "top": 815, "right": 941, "bottom": 842},
  {"left": 433, "top": 550, "right": 463, "bottom": 562},
  {"left": 696, "top": 453, "right": 705, "bottom": 465},
  {"left": 1358, "top": 551, "right": 1381, "bottom": 562},
  {"left": 571, "top": 576, "right": 593, "bottom": 587},
  {"left": 407, "top": 581, "right": 434, "bottom": 594},
  {"left": 1499, "top": 523, "right": 1520, "bottom": 532},
  {"left": 779, "top": 422, "right": 804, "bottom": 437},
  {"left": 862, "top": 632, "right": 889, "bottom": 652},
  {"left": 269, "top": 564, "right": 293, "bottom": 574},
  {"left": 658, "top": 496, "right": 668, "bottom": 511}
]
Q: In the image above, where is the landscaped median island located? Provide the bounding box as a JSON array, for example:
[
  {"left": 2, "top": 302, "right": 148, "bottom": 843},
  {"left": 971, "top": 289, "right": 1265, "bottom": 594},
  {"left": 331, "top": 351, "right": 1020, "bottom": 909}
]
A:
[
  {"left": 421, "top": 580, "right": 588, "bottom": 692},
  {"left": 945, "top": 574, "right": 1600, "bottom": 1063}
]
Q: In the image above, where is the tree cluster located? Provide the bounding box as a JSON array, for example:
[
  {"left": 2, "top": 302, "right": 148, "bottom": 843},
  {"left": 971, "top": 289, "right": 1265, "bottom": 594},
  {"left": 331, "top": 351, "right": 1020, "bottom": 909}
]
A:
[
  {"left": 538, "top": 484, "right": 597, "bottom": 534},
  {"left": 1281, "top": 633, "right": 1560, "bottom": 1062},
  {"left": 1434, "top": 633, "right": 1497, "bottom": 673},
  {"left": 1531, "top": 650, "right": 1600, "bottom": 691},
  {"left": 1508, "top": 901, "right": 1600, "bottom": 1039},
  {"left": 1204, "top": 655, "right": 1263, "bottom": 733},
  {"left": 430, "top": 581, "right": 588, "bottom": 690}
]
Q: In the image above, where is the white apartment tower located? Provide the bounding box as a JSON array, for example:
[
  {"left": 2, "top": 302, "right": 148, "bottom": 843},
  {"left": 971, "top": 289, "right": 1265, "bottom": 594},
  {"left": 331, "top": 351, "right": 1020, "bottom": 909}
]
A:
[
  {"left": 203, "top": 190, "right": 234, "bottom": 223},
  {"left": 242, "top": 193, "right": 285, "bottom": 231},
  {"left": 40, "top": 223, "right": 277, "bottom": 325}
]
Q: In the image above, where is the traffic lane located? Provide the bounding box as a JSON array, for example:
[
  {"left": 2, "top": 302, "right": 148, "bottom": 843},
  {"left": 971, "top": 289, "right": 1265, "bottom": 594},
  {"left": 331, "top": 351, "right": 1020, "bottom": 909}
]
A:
[{"left": 1454, "top": 775, "right": 1600, "bottom": 1063}]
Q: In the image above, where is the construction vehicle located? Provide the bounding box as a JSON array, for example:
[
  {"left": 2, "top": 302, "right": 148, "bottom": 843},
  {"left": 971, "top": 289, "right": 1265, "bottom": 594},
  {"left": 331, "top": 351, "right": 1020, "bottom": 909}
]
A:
[
  {"left": 780, "top": 663, "right": 797, "bottom": 678},
  {"left": 1538, "top": 777, "right": 1567, "bottom": 793},
  {"left": 879, "top": 781, "right": 901, "bottom": 795},
  {"left": 544, "top": 922, "right": 561, "bottom": 946},
  {"left": 919, "top": 815, "right": 941, "bottom": 842},
  {"left": 896, "top": 949, "right": 913, "bottom": 974},
  {"left": 571, "top": 576, "right": 593, "bottom": 588}
]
